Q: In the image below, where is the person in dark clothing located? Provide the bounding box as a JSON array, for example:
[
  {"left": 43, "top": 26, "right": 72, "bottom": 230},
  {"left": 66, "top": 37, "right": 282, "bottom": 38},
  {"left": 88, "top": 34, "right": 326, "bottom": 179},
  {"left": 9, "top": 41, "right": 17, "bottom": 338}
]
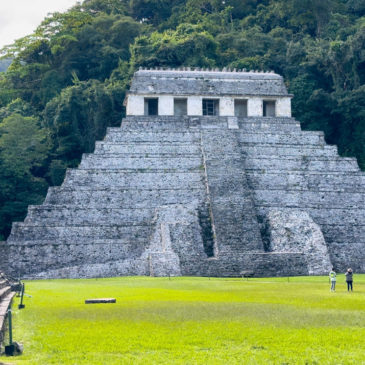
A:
[{"left": 345, "top": 268, "right": 353, "bottom": 291}]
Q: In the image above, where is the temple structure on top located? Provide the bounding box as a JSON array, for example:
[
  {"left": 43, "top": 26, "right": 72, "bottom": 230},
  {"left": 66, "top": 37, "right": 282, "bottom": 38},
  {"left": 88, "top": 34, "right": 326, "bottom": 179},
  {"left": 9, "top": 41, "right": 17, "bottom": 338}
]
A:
[
  {"left": 125, "top": 68, "right": 292, "bottom": 118},
  {"left": 1, "top": 68, "right": 364, "bottom": 279}
]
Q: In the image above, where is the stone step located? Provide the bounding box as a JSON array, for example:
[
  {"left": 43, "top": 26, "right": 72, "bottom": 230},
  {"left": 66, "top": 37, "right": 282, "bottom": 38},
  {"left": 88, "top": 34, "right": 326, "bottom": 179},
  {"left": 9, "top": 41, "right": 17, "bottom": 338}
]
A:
[
  {"left": 212, "top": 197, "right": 264, "bottom": 225},
  {"left": 326, "top": 242, "right": 365, "bottom": 271},
  {"left": 254, "top": 190, "right": 365, "bottom": 209},
  {"left": 209, "top": 182, "right": 258, "bottom": 198},
  {"left": 0, "top": 286, "right": 10, "bottom": 301},
  {"left": 203, "top": 147, "right": 241, "bottom": 157},
  {"left": 238, "top": 120, "right": 302, "bottom": 133},
  {"left": 307, "top": 208, "right": 365, "bottom": 226},
  {"left": 26, "top": 207, "right": 157, "bottom": 225},
  {"left": 121, "top": 121, "right": 189, "bottom": 131},
  {"left": 120, "top": 118, "right": 302, "bottom": 133},
  {"left": 8, "top": 238, "right": 150, "bottom": 249},
  {"left": 0, "top": 292, "right": 15, "bottom": 336},
  {"left": 204, "top": 251, "right": 309, "bottom": 277},
  {"left": 257, "top": 207, "right": 365, "bottom": 226},
  {"left": 101, "top": 130, "right": 328, "bottom": 153},
  {"left": 243, "top": 144, "right": 338, "bottom": 158},
  {"left": 94, "top": 142, "right": 201, "bottom": 155},
  {"left": 0, "top": 280, "right": 8, "bottom": 290},
  {"left": 79, "top": 155, "right": 203, "bottom": 170},
  {"left": 7, "top": 242, "right": 150, "bottom": 275},
  {"left": 104, "top": 131, "right": 201, "bottom": 143},
  {"left": 206, "top": 173, "right": 255, "bottom": 197},
  {"left": 247, "top": 171, "right": 365, "bottom": 192},
  {"left": 0, "top": 292, "right": 14, "bottom": 313},
  {"left": 9, "top": 223, "right": 154, "bottom": 241},
  {"left": 201, "top": 134, "right": 241, "bottom": 155},
  {"left": 240, "top": 117, "right": 298, "bottom": 124},
  {"left": 122, "top": 115, "right": 227, "bottom": 128},
  {"left": 245, "top": 156, "right": 360, "bottom": 173},
  {"left": 89, "top": 146, "right": 357, "bottom": 173},
  {"left": 123, "top": 116, "right": 298, "bottom": 125},
  {"left": 44, "top": 187, "right": 205, "bottom": 207},
  {"left": 320, "top": 224, "right": 365, "bottom": 242},
  {"left": 238, "top": 131, "right": 325, "bottom": 146},
  {"left": 63, "top": 170, "right": 204, "bottom": 189},
  {"left": 214, "top": 227, "right": 264, "bottom": 252},
  {"left": 121, "top": 119, "right": 226, "bottom": 131}
]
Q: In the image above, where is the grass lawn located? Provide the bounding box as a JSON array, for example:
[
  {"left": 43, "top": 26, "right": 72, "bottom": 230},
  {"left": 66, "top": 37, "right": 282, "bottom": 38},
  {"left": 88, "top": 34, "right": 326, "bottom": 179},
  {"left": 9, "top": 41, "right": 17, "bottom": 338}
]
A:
[{"left": 1, "top": 275, "right": 365, "bottom": 364}]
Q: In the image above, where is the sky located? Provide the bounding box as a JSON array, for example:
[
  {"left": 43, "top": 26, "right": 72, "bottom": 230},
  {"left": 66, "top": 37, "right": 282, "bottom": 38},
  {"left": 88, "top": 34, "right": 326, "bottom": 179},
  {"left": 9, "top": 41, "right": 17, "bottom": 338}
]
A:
[{"left": 0, "top": 0, "right": 81, "bottom": 49}]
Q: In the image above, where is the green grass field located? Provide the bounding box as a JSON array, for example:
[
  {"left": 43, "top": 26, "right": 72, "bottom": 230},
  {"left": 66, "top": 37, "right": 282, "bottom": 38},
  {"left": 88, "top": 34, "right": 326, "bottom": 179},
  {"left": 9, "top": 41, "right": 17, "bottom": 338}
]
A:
[{"left": 1, "top": 275, "right": 365, "bottom": 365}]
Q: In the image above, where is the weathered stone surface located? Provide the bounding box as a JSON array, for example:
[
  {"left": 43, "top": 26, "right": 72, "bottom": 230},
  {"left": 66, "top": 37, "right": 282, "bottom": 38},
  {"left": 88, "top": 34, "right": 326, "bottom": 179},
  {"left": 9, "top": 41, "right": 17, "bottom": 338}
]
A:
[
  {"left": 264, "top": 210, "right": 331, "bottom": 275},
  {"left": 0, "top": 243, "right": 8, "bottom": 270},
  {"left": 130, "top": 69, "right": 289, "bottom": 97},
  {"left": 141, "top": 205, "right": 188, "bottom": 277},
  {"left": 2, "top": 114, "right": 365, "bottom": 278}
]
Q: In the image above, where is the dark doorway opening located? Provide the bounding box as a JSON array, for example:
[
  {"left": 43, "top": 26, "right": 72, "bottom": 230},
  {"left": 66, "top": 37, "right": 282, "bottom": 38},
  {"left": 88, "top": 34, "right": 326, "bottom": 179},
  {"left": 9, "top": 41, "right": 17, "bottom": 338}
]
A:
[
  {"left": 144, "top": 98, "right": 158, "bottom": 116},
  {"left": 234, "top": 99, "right": 248, "bottom": 117},
  {"left": 263, "top": 100, "right": 276, "bottom": 117},
  {"left": 174, "top": 98, "right": 187, "bottom": 116}
]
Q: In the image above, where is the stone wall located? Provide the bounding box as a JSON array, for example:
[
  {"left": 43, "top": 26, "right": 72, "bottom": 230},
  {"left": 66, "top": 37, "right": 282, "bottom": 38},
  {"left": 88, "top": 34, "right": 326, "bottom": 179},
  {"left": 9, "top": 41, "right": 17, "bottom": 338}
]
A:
[
  {"left": 126, "top": 94, "right": 292, "bottom": 117},
  {"left": 0, "top": 243, "right": 8, "bottom": 272},
  {"left": 2, "top": 115, "right": 365, "bottom": 278},
  {"left": 130, "top": 69, "right": 289, "bottom": 96}
]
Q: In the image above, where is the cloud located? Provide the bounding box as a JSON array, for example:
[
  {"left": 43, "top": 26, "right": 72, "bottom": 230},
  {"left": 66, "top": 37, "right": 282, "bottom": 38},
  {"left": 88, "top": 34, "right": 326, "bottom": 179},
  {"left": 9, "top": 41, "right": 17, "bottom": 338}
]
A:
[{"left": 0, "top": 0, "right": 79, "bottom": 48}]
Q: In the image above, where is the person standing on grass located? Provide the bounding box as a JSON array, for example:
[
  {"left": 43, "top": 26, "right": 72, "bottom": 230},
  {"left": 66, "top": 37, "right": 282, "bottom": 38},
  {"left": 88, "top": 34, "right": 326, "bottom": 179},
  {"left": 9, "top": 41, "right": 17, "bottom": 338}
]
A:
[
  {"left": 345, "top": 268, "right": 353, "bottom": 292},
  {"left": 329, "top": 268, "right": 336, "bottom": 292}
]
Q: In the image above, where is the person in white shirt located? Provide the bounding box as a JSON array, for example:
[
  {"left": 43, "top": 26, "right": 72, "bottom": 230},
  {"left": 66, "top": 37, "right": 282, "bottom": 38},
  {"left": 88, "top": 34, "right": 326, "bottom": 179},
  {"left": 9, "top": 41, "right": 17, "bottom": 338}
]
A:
[{"left": 329, "top": 268, "right": 336, "bottom": 292}]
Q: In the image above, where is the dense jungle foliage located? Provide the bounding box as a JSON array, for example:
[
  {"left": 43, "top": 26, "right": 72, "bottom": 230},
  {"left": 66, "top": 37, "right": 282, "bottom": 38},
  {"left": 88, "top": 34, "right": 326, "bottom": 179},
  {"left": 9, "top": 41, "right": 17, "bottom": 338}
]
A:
[{"left": 0, "top": 0, "right": 364, "bottom": 240}]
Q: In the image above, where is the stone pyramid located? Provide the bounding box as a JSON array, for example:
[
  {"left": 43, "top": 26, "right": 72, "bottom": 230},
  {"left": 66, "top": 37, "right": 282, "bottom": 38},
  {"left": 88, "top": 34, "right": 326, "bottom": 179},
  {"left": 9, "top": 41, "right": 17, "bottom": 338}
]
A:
[{"left": 1, "top": 70, "right": 364, "bottom": 278}]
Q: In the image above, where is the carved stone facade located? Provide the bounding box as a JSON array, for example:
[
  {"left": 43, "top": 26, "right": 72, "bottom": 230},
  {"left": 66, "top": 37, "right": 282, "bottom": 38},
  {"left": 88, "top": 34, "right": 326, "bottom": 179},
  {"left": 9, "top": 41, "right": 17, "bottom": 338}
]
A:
[{"left": 1, "top": 69, "right": 364, "bottom": 278}]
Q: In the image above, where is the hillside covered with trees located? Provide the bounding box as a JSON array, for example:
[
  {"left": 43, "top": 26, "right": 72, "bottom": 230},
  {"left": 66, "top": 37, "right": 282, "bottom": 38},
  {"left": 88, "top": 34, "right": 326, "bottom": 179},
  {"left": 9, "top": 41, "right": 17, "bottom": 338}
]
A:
[{"left": 0, "top": 0, "right": 364, "bottom": 240}]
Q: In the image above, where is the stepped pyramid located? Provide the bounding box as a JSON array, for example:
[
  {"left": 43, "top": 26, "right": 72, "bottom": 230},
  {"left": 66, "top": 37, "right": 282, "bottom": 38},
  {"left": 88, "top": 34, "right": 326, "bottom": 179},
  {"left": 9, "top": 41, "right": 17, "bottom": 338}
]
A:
[{"left": 1, "top": 69, "right": 364, "bottom": 278}]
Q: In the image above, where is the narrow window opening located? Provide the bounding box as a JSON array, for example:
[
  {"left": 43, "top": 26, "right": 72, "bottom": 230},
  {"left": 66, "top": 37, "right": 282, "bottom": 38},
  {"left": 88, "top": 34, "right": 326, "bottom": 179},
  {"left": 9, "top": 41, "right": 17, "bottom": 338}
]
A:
[
  {"left": 144, "top": 98, "right": 158, "bottom": 116},
  {"left": 202, "top": 99, "right": 219, "bottom": 116}
]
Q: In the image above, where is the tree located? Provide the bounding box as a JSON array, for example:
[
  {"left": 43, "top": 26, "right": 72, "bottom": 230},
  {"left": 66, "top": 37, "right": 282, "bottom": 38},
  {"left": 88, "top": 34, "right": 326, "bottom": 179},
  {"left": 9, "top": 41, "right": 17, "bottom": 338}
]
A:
[
  {"left": 131, "top": 23, "right": 218, "bottom": 68},
  {"left": 0, "top": 114, "right": 50, "bottom": 239},
  {"left": 43, "top": 80, "right": 124, "bottom": 184}
]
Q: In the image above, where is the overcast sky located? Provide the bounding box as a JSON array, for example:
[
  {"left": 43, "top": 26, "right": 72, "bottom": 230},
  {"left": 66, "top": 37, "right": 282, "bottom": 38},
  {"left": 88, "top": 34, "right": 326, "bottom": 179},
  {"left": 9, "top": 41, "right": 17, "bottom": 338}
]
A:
[{"left": 0, "top": 0, "right": 80, "bottom": 49}]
